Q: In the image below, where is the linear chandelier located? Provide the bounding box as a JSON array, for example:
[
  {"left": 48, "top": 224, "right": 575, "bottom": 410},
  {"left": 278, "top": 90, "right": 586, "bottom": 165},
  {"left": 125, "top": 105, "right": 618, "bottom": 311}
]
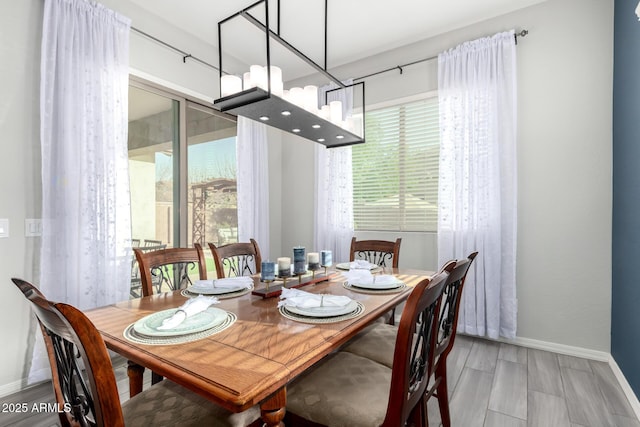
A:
[{"left": 213, "top": 0, "right": 365, "bottom": 148}]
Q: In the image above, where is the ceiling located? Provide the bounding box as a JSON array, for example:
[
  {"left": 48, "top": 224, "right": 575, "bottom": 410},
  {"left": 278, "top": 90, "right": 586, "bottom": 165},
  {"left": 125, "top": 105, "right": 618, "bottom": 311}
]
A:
[
  {"left": 128, "top": 0, "right": 546, "bottom": 78},
  {"left": 127, "top": 0, "right": 546, "bottom": 123}
]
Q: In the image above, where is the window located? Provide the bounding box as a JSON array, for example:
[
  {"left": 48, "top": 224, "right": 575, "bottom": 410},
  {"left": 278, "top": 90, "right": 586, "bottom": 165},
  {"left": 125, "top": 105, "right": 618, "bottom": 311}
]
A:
[{"left": 352, "top": 94, "right": 439, "bottom": 232}]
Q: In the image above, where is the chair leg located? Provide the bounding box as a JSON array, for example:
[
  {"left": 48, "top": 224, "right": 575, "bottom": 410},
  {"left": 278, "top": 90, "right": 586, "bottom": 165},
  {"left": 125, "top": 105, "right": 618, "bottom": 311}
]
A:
[
  {"left": 435, "top": 363, "right": 451, "bottom": 427},
  {"left": 151, "top": 371, "right": 163, "bottom": 385},
  {"left": 409, "top": 395, "right": 428, "bottom": 427},
  {"left": 388, "top": 307, "right": 396, "bottom": 325}
]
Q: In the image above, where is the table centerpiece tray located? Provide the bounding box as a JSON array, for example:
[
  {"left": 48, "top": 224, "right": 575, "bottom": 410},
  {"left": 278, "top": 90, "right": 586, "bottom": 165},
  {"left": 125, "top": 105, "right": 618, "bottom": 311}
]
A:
[{"left": 252, "top": 269, "right": 340, "bottom": 298}]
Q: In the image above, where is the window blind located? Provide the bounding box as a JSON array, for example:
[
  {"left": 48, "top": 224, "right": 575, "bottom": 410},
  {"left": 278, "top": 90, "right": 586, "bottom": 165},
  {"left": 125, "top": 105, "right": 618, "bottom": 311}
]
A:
[{"left": 352, "top": 96, "right": 439, "bottom": 232}]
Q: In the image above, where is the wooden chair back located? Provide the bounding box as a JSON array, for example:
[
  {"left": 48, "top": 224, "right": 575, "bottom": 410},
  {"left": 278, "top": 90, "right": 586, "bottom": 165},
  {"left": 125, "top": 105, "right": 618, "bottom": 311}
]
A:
[
  {"left": 436, "top": 252, "right": 479, "bottom": 358},
  {"left": 133, "top": 245, "right": 207, "bottom": 297},
  {"left": 142, "top": 239, "right": 163, "bottom": 247},
  {"left": 208, "top": 239, "right": 262, "bottom": 279},
  {"left": 11, "top": 278, "right": 124, "bottom": 427},
  {"left": 349, "top": 237, "right": 402, "bottom": 268},
  {"left": 383, "top": 268, "right": 451, "bottom": 426}
]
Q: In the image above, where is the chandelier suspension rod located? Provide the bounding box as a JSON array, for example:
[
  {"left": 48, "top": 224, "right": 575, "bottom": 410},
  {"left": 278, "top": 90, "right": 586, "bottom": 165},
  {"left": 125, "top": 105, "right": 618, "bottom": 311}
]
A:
[{"left": 241, "top": 10, "right": 346, "bottom": 88}]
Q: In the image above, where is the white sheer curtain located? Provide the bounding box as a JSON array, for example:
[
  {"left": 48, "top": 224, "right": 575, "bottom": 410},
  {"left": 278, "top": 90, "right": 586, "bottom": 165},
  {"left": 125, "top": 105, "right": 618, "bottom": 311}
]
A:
[
  {"left": 437, "top": 30, "right": 518, "bottom": 339},
  {"left": 314, "top": 81, "right": 354, "bottom": 262},
  {"left": 236, "top": 116, "right": 270, "bottom": 260},
  {"left": 40, "top": 0, "right": 131, "bottom": 308},
  {"left": 32, "top": 0, "right": 132, "bottom": 383}
]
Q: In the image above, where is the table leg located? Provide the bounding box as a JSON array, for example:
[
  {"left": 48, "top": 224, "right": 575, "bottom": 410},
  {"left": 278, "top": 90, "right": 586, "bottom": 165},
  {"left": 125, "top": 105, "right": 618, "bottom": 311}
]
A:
[
  {"left": 260, "top": 387, "right": 286, "bottom": 427},
  {"left": 127, "top": 361, "right": 145, "bottom": 397}
]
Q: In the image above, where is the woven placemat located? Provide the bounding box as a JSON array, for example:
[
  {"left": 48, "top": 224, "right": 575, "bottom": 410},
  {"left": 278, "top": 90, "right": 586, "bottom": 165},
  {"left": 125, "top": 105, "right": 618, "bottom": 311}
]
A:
[
  {"left": 342, "top": 281, "right": 407, "bottom": 295},
  {"left": 278, "top": 302, "right": 365, "bottom": 324},
  {"left": 180, "top": 284, "right": 253, "bottom": 300},
  {"left": 123, "top": 312, "right": 236, "bottom": 345}
]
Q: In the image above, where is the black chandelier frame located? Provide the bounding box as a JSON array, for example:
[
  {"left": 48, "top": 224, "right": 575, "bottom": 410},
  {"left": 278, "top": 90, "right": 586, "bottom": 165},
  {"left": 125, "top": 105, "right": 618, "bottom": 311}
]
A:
[{"left": 213, "top": 0, "right": 366, "bottom": 148}]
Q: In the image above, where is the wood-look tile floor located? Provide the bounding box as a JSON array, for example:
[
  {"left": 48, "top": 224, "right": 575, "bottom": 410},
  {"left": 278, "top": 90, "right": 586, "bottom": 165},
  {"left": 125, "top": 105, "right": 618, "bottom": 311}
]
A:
[
  {"left": 1, "top": 336, "right": 638, "bottom": 427},
  {"left": 426, "top": 335, "right": 640, "bottom": 427}
]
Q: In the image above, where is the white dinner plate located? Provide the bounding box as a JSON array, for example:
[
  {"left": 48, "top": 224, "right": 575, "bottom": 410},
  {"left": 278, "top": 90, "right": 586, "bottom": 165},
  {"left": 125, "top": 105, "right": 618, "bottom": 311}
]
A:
[
  {"left": 335, "top": 262, "right": 378, "bottom": 271},
  {"left": 285, "top": 300, "right": 359, "bottom": 318},
  {"left": 132, "top": 307, "right": 227, "bottom": 337},
  {"left": 350, "top": 277, "right": 405, "bottom": 290},
  {"left": 189, "top": 280, "right": 247, "bottom": 295}
]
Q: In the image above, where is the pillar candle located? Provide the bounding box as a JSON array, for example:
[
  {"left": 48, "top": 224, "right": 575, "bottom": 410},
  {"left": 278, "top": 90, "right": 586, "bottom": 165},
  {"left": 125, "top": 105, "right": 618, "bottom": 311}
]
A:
[
  {"left": 261, "top": 261, "right": 276, "bottom": 281},
  {"left": 307, "top": 252, "right": 320, "bottom": 270},
  {"left": 321, "top": 250, "right": 332, "bottom": 267},
  {"left": 220, "top": 75, "right": 242, "bottom": 97},
  {"left": 265, "top": 65, "right": 284, "bottom": 96},
  {"left": 277, "top": 257, "right": 291, "bottom": 276},
  {"left": 320, "top": 105, "right": 331, "bottom": 120},
  {"left": 289, "top": 87, "right": 304, "bottom": 107},
  {"left": 250, "top": 65, "right": 267, "bottom": 90},
  {"left": 243, "top": 72, "right": 254, "bottom": 90},
  {"left": 293, "top": 246, "right": 306, "bottom": 274},
  {"left": 329, "top": 100, "right": 343, "bottom": 124},
  {"left": 303, "top": 85, "right": 318, "bottom": 112}
]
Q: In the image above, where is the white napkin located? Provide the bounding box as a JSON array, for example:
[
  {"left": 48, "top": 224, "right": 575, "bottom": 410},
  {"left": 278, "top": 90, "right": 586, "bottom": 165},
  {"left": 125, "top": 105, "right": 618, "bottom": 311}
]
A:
[
  {"left": 192, "top": 276, "right": 253, "bottom": 290},
  {"left": 278, "top": 288, "right": 352, "bottom": 309},
  {"left": 350, "top": 260, "right": 375, "bottom": 269},
  {"left": 342, "top": 270, "right": 398, "bottom": 286},
  {"left": 157, "top": 295, "right": 219, "bottom": 330}
]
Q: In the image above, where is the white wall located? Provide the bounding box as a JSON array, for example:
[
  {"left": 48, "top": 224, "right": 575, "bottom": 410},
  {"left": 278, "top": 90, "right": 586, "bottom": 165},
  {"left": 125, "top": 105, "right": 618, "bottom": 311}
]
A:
[
  {"left": 0, "top": 0, "right": 613, "bottom": 397},
  {"left": 0, "top": 0, "right": 44, "bottom": 396},
  {"left": 279, "top": 0, "right": 614, "bottom": 352}
]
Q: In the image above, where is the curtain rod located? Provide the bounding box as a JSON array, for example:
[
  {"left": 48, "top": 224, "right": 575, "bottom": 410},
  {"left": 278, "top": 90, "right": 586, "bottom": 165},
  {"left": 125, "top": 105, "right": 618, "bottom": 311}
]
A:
[
  {"left": 354, "top": 29, "right": 529, "bottom": 82},
  {"left": 131, "top": 26, "right": 220, "bottom": 71},
  {"left": 131, "top": 26, "right": 528, "bottom": 82}
]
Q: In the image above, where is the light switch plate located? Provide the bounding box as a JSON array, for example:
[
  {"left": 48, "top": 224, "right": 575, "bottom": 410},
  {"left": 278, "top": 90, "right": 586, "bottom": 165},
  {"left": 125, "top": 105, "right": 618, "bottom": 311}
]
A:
[
  {"left": 0, "top": 218, "right": 8, "bottom": 238},
  {"left": 25, "top": 219, "right": 42, "bottom": 237}
]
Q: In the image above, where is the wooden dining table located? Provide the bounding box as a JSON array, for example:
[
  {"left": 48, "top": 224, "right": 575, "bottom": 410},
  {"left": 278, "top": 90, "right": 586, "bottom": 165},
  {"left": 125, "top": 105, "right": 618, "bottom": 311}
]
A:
[{"left": 85, "top": 267, "right": 433, "bottom": 427}]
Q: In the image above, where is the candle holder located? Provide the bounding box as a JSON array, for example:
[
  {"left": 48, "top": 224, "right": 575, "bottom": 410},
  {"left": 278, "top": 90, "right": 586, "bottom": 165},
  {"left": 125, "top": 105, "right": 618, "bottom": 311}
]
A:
[
  {"left": 308, "top": 262, "right": 320, "bottom": 280},
  {"left": 296, "top": 272, "right": 306, "bottom": 285},
  {"left": 251, "top": 264, "right": 338, "bottom": 299},
  {"left": 279, "top": 267, "right": 291, "bottom": 288},
  {"left": 262, "top": 279, "right": 274, "bottom": 292}
]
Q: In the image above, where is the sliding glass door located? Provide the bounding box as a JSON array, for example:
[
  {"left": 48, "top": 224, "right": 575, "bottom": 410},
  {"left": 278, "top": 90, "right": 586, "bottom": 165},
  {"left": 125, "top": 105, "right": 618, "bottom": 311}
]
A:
[
  {"left": 128, "top": 83, "right": 179, "bottom": 250},
  {"left": 127, "top": 78, "right": 238, "bottom": 289},
  {"left": 186, "top": 102, "right": 238, "bottom": 248}
]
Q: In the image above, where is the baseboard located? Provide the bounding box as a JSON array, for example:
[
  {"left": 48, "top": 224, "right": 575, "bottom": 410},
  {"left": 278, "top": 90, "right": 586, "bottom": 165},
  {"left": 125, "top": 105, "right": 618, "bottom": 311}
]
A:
[
  {"left": 0, "top": 368, "right": 51, "bottom": 399},
  {"left": 0, "top": 378, "right": 27, "bottom": 399},
  {"left": 499, "top": 335, "right": 610, "bottom": 362},
  {"left": 608, "top": 355, "right": 640, "bottom": 422}
]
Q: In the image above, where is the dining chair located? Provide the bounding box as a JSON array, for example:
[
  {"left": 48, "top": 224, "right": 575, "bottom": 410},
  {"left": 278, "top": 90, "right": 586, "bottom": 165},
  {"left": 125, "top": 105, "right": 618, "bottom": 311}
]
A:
[
  {"left": 284, "top": 268, "right": 451, "bottom": 427},
  {"left": 208, "top": 238, "right": 262, "bottom": 279},
  {"left": 349, "top": 237, "right": 402, "bottom": 268},
  {"left": 10, "top": 278, "right": 261, "bottom": 427},
  {"left": 133, "top": 245, "right": 207, "bottom": 297},
  {"left": 350, "top": 237, "right": 402, "bottom": 324},
  {"left": 340, "top": 251, "right": 478, "bottom": 427},
  {"left": 142, "top": 238, "right": 163, "bottom": 247},
  {"left": 431, "top": 251, "right": 478, "bottom": 427}
]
